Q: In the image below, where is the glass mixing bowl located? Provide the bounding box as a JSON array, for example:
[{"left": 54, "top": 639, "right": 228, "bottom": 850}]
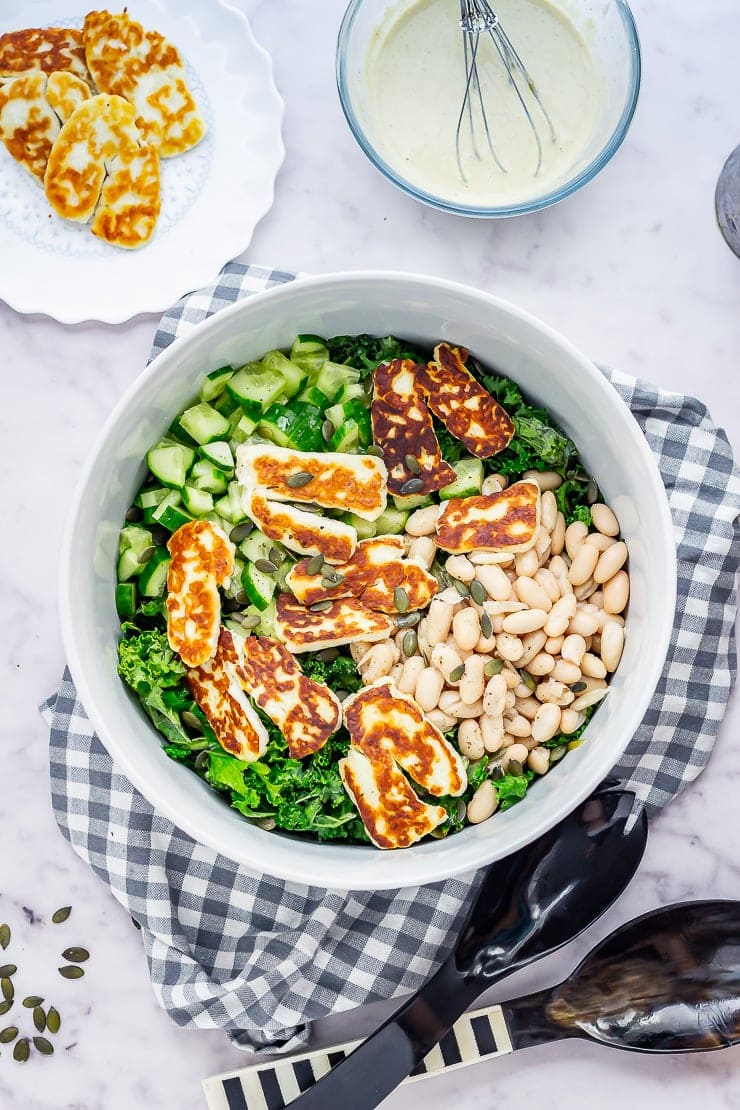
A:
[{"left": 336, "top": 0, "right": 641, "bottom": 217}]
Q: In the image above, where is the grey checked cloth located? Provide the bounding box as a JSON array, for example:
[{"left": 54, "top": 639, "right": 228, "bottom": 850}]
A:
[{"left": 41, "top": 263, "right": 740, "bottom": 1053}]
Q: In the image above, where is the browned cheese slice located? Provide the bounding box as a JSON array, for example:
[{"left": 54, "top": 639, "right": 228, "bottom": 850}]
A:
[
  {"left": 187, "top": 629, "right": 268, "bottom": 762},
  {"left": 417, "top": 343, "right": 515, "bottom": 459},
  {"left": 286, "top": 535, "right": 438, "bottom": 613},
  {"left": 46, "top": 70, "right": 91, "bottom": 123},
  {"left": 166, "top": 519, "right": 234, "bottom": 668},
  {"left": 435, "top": 479, "right": 541, "bottom": 555},
  {"left": 0, "top": 72, "right": 60, "bottom": 180},
  {"left": 0, "top": 27, "right": 90, "bottom": 83},
  {"left": 44, "top": 93, "right": 161, "bottom": 248},
  {"left": 234, "top": 635, "right": 342, "bottom": 759},
  {"left": 244, "top": 490, "right": 357, "bottom": 565},
  {"left": 339, "top": 679, "right": 467, "bottom": 849},
  {"left": 275, "top": 593, "right": 392, "bottom": 653},
  {"left": 84, "top": 9, "right": 206, "bottom": 157},
  {"left": 371, "top": 359, "right": 457, "bottom": 496},
  {"left": 236, "top": 444, "right": 387, "bottom": 522}
]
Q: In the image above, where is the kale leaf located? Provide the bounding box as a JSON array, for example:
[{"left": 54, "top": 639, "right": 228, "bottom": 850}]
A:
[
  {"left": 326, "top": 334, "right": 422, "bottom": 379},
  {"left": 300, "top": 652, "right": 363, "bottom": 694},
  {"left": 494, "top": 770, "right": 535, "bottom": 810},
  {"left": 118, "top": 627, "right": 194, "bottom": 745}
]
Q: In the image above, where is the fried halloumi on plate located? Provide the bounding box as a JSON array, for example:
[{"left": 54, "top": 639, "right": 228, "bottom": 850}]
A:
[
  {"left": 0, "top": 26, "right": 90, "bottom": 84},
  {"left": 0, "top": 71, "right": 61, "bottom": 180}
]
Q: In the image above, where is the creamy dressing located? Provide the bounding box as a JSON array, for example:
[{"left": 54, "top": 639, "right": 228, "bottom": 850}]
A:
[{"left": 362, "top": 0, "right": 603, "bottom": 207}]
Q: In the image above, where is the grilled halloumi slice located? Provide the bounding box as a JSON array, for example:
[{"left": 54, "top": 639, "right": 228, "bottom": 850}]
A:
[
  {"left": 234, "top": 634, "right": 342, "bottom": 759},
  {"left": 243, "top": 489, "right": 357, "bottom": 566},
  {"left": 44, "top": 93, "right": 161, "bottom": 247},
  {"left": 187, "top": 630, "right": 268, "bottom": 762},
  {"left": 0, "top": 27, "right": 90, "bottom": 84},
  {"left": 417, "top": 344, "right": 515, "bottom": 459},
  {"left": 0, "top": 72, "right": 60, "bottom": 180},
  {"left": 83, "top": 9, "right": 206, "bottom": 157},
  {"left": 286, "top": 535, "right": 438, "bottom": 613},
  {"left": 339, "top": 746, "right": 447, "bottom": 850},
  {"left": 372, "top": 359, "right": 457, "bottom": 496},
  {"left": 166, "top": 520, "right": 234, "bottom": 668},
  {"left": 236, "top": 444, "right": 388, "bottom": 522},
  {"left": 275, "top": 593, "right": 392, "bottom": 653},
  {"left": 435, "top": 479, "right": 541, "bottom": 555},
  {"left": 46, "top": 70, "right": 91, "bottom": 123}
]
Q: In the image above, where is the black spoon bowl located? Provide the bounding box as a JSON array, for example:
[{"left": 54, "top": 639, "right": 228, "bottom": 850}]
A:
[{"left": 287, "top": 785, "right": 648, "bottom": 1110}]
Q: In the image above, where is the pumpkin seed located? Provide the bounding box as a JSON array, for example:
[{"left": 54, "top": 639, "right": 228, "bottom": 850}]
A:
[
  {"left": 33, "top": 1007, "right": 46, "bottom": 1033},
  {"left": 58, "top": 966, "right": 84, "bottom": 980},
  {"left": 0, "top": 965, "right": 16, "bottom": 978},
  {"left": 508, "top": 759, "right": 524, "bottom": 777},
  {"left": 549, "top": 745, "right": 567, "bottom": 763},
  {"left": 256, "top": 817, "right": 276, "bottom": 831},
  {"left": 484, "top": 658, "right": 503, "bottom": 677},
  {"left": 181, "top": 711, "right": 202, "bottom": 733},
  {"left": 46, "top": 1008, "right": 61, "bottom": 1035},
  {"left": 12, "top": 1038, "right": 29, "bottom": 1063},
  {"left": 322, "top": 420, "right": 334, "bottom": 442},
  {"left": 587, "top": 477, "right": 599, "bottom": 505},
  {"left": 254, "top": 558, "right": 279, "bottom": 574},
  {"left": 570, "top": 681, "right": 587, "bottom": 693},
  {"left": 0, "top": 925, "right": 9, "bottom": 951},
  {"left": 480, "top": 611, "right": 493, "bottom": 639},
  {"left": 316, "top": 647, "right": 340, "bottom": 663},
  {"left": 150, "top": 525, "right": 169, "bottom": 547},
  {"left": 229, "top": 522, "right": 254, "bottom": 543},
  {"left": 366, "top": 444, "right": 384, "bottom": 457},
  {"left": 402, "top": 630, "right": 418, "bottom": 658},
  {"left": 310, "top": 600, "right": 333, "bottom": 613},
  {"left": 194, "top": 751, "right": 210, "bottom": 772},
  {"left": 490, "top": 764, "right": 505, "bottom": 781},
  {"left": 395, "top": 612, "right": 420, "bottom": 628},
  {"left": 0, "top": 1027, "right": 17, "bottom": 1044},
  {"left": 321, "top": 576, "right": 342, "bottom": 589},
  {"left": 306, "top": 553, "right": 324, "bottom": 575},
  {"left": 1, "top": 979, "right": 13, "bottom": 1002},
  {"left": 522, "top": 671, "right": 537, "bottom": 692},
  {"left": 399, "top": 477, "right": 424, "bottom": 495},
  {"left": 269, "top": 548, "right": 282, "bottom": 565},
  {"left": 51, "top": 907, "right": 71, "bottom": 925},
  {"left": 0, "top": 1001, "right": 12, "bottom": 1016},
  {"left": 394, "top": 586, "right": 409, "bottom": 613},
  {"left": 125, "top": 506, "right": 142, "bottom": 522},
  {"left": 234, "top": 588, "right": 250, "bottom": 606},
  {"left": 449, "top": 664, "right": 465, "bottom": 683},
  {"left": 404, "top": 454, "right": 421, "bottom": 475},
  {"left": 22, "top": 997, "right": 43, "bottom": 1008},
  {"left": 286, "top": 471, "right": 315, "bottom": 489},
  {"left": 363, "top": 375, "right": 375, "bottom": 395},
  {"left": 453, "top": 579, "right": 470, "bottom": 598},
  {"left": 33, "top": 1036, "right": 53, "bottom": 1056},
  {"left": 137, "top": 545, "right": 155, "bottom": 564},
  {"left": 469, "top": 579, "right": 487, "bottom": 605},
  {"left": 240, "top": 613, "right": 261, "bottom": 630},
  {"left": 62, "top": 948, "right": 89, "bottom": 964}
]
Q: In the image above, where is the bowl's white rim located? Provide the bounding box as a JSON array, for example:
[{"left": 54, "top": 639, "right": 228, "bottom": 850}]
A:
[{"left": 59, "top": 271, "right": 677, "bottom": 889}]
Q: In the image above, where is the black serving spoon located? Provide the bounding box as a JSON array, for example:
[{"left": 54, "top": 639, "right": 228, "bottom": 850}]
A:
[
  {"left": 287, "top": 785, "right": 647, "bottom": 1110},
  {"left": 505, "top": 899, "right": 740, "bottom": 1054}
]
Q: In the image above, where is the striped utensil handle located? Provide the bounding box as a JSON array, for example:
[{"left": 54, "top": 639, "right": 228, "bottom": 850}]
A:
[{"left": 202, "top": 1004, "right": 514, "bottom": 1110}]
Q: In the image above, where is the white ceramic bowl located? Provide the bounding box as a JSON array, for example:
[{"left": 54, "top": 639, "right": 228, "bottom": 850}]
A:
[{"left": 60, "top": 272, "right": 676, "bottom": 890}]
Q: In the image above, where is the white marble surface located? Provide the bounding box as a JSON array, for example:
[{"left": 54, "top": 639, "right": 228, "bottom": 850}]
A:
[{"left": 1, "top": 0, "right": 739, "bottom": 1106}]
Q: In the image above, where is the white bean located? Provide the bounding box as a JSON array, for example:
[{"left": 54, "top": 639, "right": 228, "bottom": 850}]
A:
[
  {"left": 523, "top": 469, "right": 563, "bottom": 491},
  {"left": 585, "top": 533, "right": 617, "bottom": 553},
  {"left": 426, "top": 708, "right": 458, "bottom": 732},
  {"left": 574, "top": 577, "right": 598, "bottom": 601},
  {"left": 481, "top": 713, "right": 505, "bottom": 752},
  {"left": 350, "top": 640, "right": 371, "bottom": 663},
  {"left": 475, "top": 563, "right": 512, "bottom": 601},
  {"left": 536, "top": 680, "right": 567, "bottom": 704},
  {"left": 550, "top": 659, "right": 582, "bottom": 685},
  {"left": 505, "top": 689, "right": 517, "bottom": 710},
  {"left": 591, "top": 502, "right": 620, "bottom": 537},
  {"left": 544, "top": 594, "right": 577, "bottom": 638},
  {"left": 408, "top": 535, "right": 436, "bottom": 569},
  {"left": 476, "top": 632, "right": 498, "bottom": 653},
  {"left": 459, "top": 655, "right": 486, "bottom": 704},
  {"left": 467, "top": 781, "right": 498, "bottom": 824},
  {"left": 390, "top": 662, "right": 404, "bottom": 684},
  {"left": 531, "top": 703, "right": 562, "bottom": 744},
  {"left": 481, "top": 475, "right": 503, "bottom": 495},
  {"left": 483, "top": 672, "right": 508, "bottom": 716},
  {"left": 506, "top": 714, "right": 532, "bottom": 738},
  {"left": 560, "top": 708, "right": 585, "bottom": 735},
  {"left": 431, "top": 642, "right": 464, "bottom": 682},
  {"left": 518, "top": 629, "right": 547, "bottom": 666},
  {"left": 600, "top": 621, "right": 625, "bottom": 672},
  {"left": 446, "top": 554, "right": 476, "bottom": 583},
  {"left": 561, "top": 634, "right": 587, "bottom": 666},
  {"left": 415, "top": 666, "right": 444, "bottom": 711},
  {"left": 453, "top": 607, "right": 481, "bottom": 652},
  {"left": 458, "top": 719, "right": 485, "bottom": 760},
  {"left": 568, "top": 542, "right": 599, "bottom": 586},
  {"left": 501, "top": 743, "right": 531, "bottom": 770},
  {"left": 503, "top": 665, "right": 521, "bottom": 689},
  {"left": 359, "top": 642, "right": 397, "bottom": 683},
  {"left": 545, "top": 636, "right": 564, "bottom": 655},
  {"left": 502, "top": 608, "right": 548, "bottom": 635},
  {"left": 438, "top": 690, "right": 484, "bottom": 718},
  {"left": 527, "top": 652, "right": 555, "bottom": 676},
  {"left": 571, "top": 687, "right": 608, "bottom": 712},
  {"left": 540, "top": 490, "right": 558, "bottom": 532},
  {"left": 581, "top": 652, "right": 607, "bottom": 679},
  {"left": 427, "top": 598, "right": 454, "bottom": 646},
  {"left": 535, "top": 530, "right": 551, "bottom": 561},
  {"left": 528, "top": 746, "right": 551, "bottom": 775},
  {"left": 515, "top": 549, "right": 539, "bottom": 578},
  {"left": 469, "top": 551, "right": 515, "bottom": 565},
  {"left": 550, "top": 512, "right": 566, "bottom": 555},
  {"left": 406, "top": 503, "right": 442, "bottom": 536},
  {"left": 568, "top": 610, "right": 600, "bottom": 638},
  {"left": 398, "top": 655, "right": 425, "bottom": 694},
  {"left": 496, "top": 632, "right": 524, "bottom": 662},
  {"left": 603, "top": 570, "right": 630, "bottom": 614},
  {"left": 565, "top": 521, "right": 589, "bottom": 559},
  {"left": 534, "top": 567, "right": 561, "bottom": 603},
  {"left": 514, "top": 576, "right": 553, "bottom": 612}
]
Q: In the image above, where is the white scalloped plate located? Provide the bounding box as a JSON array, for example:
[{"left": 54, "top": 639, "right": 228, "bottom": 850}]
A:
[{"left": 0, "top": 0, "right": 284, "bottom": 323}]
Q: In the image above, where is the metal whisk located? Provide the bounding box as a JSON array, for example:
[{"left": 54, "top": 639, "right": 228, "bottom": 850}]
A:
[{"left": 456, "top": 0, "right": 556, "bottom": 181}]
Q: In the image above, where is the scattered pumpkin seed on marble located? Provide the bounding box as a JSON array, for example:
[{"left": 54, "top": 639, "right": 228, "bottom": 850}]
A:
[
  {"left": 58, "top": 966, "right": 84, "bottom": 980},
  {"left": 0, "top": 925, "right": 10, "bottom": 951},
  {"left": 51, "top": 907, "right": 71, "bottom": 925},
  {"left": 32, "top": 1008, "right": 45, "bottom": 1033},
  {"left": 0, "top": 1028, "right": 17, "bottom": 1044},
  {"left": 46, "top": 1008, "right": 61, "bottom": 1035},
  {"left": 0, "top": 966, "right": 16, "bottom": 978},
  {"left": 22, "top": 997, "right": 43, "bottom": 1009},
  {"left": 33, "top": 1037, "right": 53, "bottom": 1056},
  {"left": 0, "top": 1001, "right": 12, "bottom": 1017},
  {"left": 62, "top": 948, "right": 89, "bottom": 964},
  {"left": 1, "top": 979, "right": 13, "bottom": 1003},
  {"left": 12, "top": 1038, "right": 29, "bottom": 1063}
]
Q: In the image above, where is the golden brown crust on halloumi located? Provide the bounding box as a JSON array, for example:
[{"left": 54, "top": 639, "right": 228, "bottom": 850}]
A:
[
  {"left": 372, "top": 359, "right": 457, "bottom": 496},
  {"left": 0, "top": 72, "right": 59, "bottom": 180},
  {"left": 417, "top": 343, "right": 515, "bottom": 459},
  {"left": 91, "top": 140, "right": 160, "bottom": 247},
  {"left": 46, "top": 70, "right": 91, "bottom": 123},
  {"left": 83, "top": 9, "right": 205, "bottom": 157},
  {"left": 166, "top": 520, "right": 234, "bottom": 668},
  {"left": 275, "top": 593, "right": 393, "bottom": 653},
  {"left": 187, "top": 630, "right": 268, "bottom": 762},
  {"left": 434, "top": 480, "right": 541, "bottom": 554},
  {"left": 244, "top": 490, "right": 357, "bottom": 565},
  {"left": 339, "top": 747, "right": 447, "bottom": 850},
  {"left": 0, "top": 27, "right": 90, "bottom": 83},
  {"left": 234, "top": 635, "right": 341, "bottom": 759}
]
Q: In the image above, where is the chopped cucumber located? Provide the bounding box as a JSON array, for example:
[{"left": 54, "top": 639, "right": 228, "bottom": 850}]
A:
[
  {"left": 297, "top": 384, "right": 330, "bottom": 409},
  {"left": 213, "top": 390, "right": 241, "bottom": 417},
  {"left": 258, "top": 401, "right": 325, "bottom": 452},
  {"left": 241, "top": 561, "right": 277, "bottom": 611},
  {"left": 214, "top": 481, "right": 247, "bottom": 524},
  {"left": 117, "top": 547, "right": 146, "bottom": 582},
  {"left": 135, "top": 487, "right": 168, "bottom": 512},
  {"left": 325, "top": 403, "right": 343, "bottom": 429},
  {"left": 374, "top": 507, "right": 409, "bottom": 535},
  {"left": 260, "top": 350, "right": 308, "bottom": 398},
  {"left": 138, "top": 548, "right": 171, "bottom": 597},
  {"left": 227, "top": 363, "right": 285, "bottom": 409},
  {"left": 290, "top": 334, "right": 329, "bottom": 374},
  {"left": 181, "top": 485, "right": 215, "bottom": 517},
  {"left": 179, "top": 402, "right": 231, "bottom": 445},
  {"left": 326, "top": 400, "right": 371, "bottom": 450},
  {"left": 152, "top": 491, "right": 193, "bottom": 532},
  {"left": 275, "top": 559, "right": 294, "bottom": 590},
  {"left": 343, "top": 513, "right": 377, "bottom": 540},
  {"left": 200, "top": 440, "right": 234, "bottom": 473},
  {"left": 115, "top": 582, "right": 137, "bottom": 618},
  {"left": 190, "top": 459, "right": 229, "bottom": 495},
  {"left": 438, "top": 457, "right": 483, "bottom": 500},
  {"left": 146, "top": 442, "right": 195, "bottom": 488},
  {"left": 393, "top": 492, "right": 433, "bottom": 511},
  {"left": 335, "top": 382, "right": 366, "bottom": 405},
  {"left": 166, "top": 418, "right": 198, "bottom": 448},
  {"left": 313, "top": 361, "right": 361, "bottom": 400},
  {"left": 200, "top": 366, "right": 233, "bottom": 402},
  {"left": 329, "top": 420, "right": 360, "bottom": 453},
  {"left": 340, "top": 399, "right": 372, "bottom": 446},
  {"left": 228, "top": 410, "right": 260, "bottom": 445},
  {"left": 256, "top": 597, "right": 277, "bottom": 638},
  {"left": 239, "top": 529, "right": 281, "bottom": 564},
  {"left": 223, "top": 556, "right": 246, "bottom": 599},
  {"left": 119, "top": 524, "right": 153, "bottom": 555}
]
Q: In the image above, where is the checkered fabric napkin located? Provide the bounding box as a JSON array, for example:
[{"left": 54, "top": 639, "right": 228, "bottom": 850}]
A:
[{"left": 40, "top": 263, "right": 740, "bottom": 1054}]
